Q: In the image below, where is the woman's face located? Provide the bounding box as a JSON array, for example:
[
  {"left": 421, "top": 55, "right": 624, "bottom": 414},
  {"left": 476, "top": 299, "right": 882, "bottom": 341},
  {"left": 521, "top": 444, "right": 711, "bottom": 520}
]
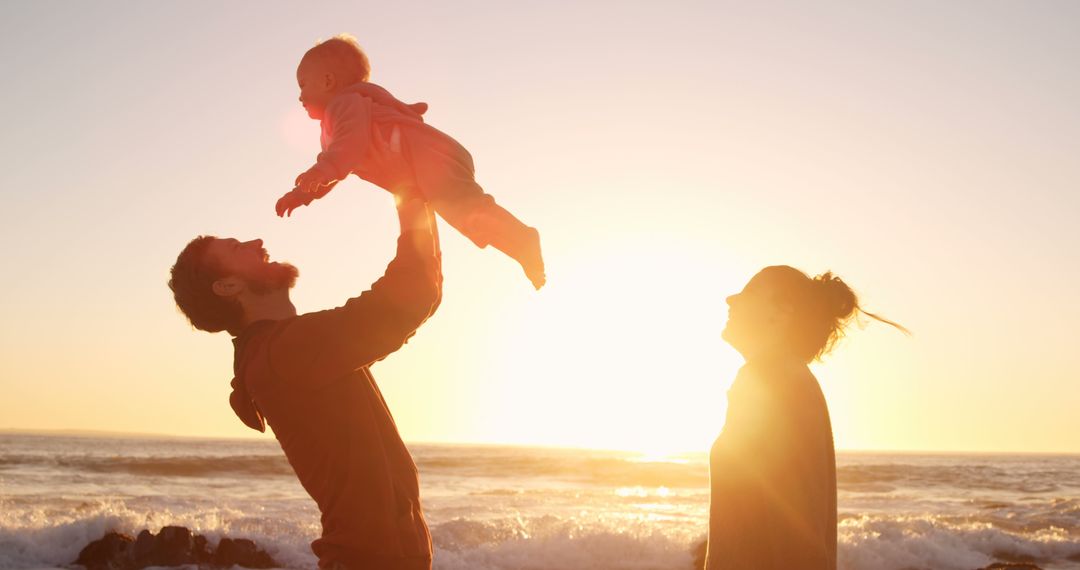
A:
[{"left": 722, "top": 271, "right": 795, "bottom": 359}]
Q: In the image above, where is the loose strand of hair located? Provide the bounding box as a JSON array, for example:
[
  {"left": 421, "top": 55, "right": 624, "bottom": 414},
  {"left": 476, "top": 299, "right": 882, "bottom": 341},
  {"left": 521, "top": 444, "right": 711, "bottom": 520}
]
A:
[{"left": 857, "top": 307, "right": 911, "bottom": 336}]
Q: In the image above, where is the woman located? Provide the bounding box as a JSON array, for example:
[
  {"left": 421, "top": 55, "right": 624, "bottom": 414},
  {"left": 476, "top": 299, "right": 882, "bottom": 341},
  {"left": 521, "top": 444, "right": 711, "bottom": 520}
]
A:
[{"left": 705, "top": 266, "right": 904, "bottom": 569}]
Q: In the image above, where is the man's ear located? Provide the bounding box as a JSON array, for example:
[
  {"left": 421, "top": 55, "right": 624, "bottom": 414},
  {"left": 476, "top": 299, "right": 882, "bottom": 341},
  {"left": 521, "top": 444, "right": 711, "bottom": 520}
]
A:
[{"left": 212, "top": 276, "right": 244, "bottom": 298}]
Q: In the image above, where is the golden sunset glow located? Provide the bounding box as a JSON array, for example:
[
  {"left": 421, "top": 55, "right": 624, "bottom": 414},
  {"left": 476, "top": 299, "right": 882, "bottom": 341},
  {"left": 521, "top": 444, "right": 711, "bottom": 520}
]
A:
[
  {"left": 2, "top": 1, "right": 1079, "bottom": 457},
  {"left": 471, "top": 240, "right": 745, "bottom": 453}
]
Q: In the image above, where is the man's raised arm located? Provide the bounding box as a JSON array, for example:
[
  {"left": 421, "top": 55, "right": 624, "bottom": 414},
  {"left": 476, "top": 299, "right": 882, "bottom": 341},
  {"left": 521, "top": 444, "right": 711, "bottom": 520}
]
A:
[
  {"left": 270, "top": 194, "right": 442, "bottom": 382},
  {"left": 341, "top": 193, "right": 442, "bottom": 357},
  {"left": 361, "top": 193, "right": 443, "bottom": 330}
]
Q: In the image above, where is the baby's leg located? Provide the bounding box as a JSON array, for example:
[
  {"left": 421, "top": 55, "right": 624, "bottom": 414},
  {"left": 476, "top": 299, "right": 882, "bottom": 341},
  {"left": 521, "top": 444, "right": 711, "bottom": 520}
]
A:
[
  {"left": 408, "top": 136, "right": 545, "bottom": 288},
  {"left": 470, "top": 203, "right": 546, "bottom": 289}
]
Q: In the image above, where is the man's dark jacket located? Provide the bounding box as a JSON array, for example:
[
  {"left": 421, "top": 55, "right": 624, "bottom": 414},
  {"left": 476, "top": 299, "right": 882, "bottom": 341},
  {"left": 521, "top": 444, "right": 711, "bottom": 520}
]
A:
[{"left": 231, "top": 230, "right": 441, "bottom": 570}]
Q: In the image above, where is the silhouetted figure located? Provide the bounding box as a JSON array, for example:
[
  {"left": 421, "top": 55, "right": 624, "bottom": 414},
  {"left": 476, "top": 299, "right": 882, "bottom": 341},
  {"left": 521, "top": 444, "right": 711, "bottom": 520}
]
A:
[
  {"left": 277, "top": 34, "right": 545, "bottom": 289},
  {"left": 707, "top": 266, "right": 905, "bottom": 570},
  {"left": 169, "top": 143, "right": 440, "bottom": 570}
]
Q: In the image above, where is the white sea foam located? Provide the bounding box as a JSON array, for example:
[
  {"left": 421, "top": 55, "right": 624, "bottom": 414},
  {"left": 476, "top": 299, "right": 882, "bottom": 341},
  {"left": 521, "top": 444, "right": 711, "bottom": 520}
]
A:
[
  {"left": 0, "top": 501, "right": 317, "bottom": 570},
  {"left": 2, "top": 435, "right": 1079, "bottom": 570},
  {"left": 838, "top": 514, "right": 1080, "bottom": 570},
  {"left": 435, "top": 527, "right": 695, "bottom": 570},
  {"left": 3, "top": 507, "right": 1080, "bottom": 570}
]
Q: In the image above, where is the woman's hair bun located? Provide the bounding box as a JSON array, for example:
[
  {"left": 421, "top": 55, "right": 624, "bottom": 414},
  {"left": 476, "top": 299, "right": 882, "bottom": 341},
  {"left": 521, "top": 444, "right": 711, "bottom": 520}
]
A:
[
  {"left": 750, "top": 264, "right": 907, "bottom": 361},
  {"left": 814, "top": 271, "right": 857, "bottom": 320}
]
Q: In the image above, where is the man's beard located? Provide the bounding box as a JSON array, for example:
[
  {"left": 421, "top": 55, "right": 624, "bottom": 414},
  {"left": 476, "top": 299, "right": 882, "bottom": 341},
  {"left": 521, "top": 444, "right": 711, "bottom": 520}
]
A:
[{"left": 245, "top": 261, "right": 299, "bottom": 295}]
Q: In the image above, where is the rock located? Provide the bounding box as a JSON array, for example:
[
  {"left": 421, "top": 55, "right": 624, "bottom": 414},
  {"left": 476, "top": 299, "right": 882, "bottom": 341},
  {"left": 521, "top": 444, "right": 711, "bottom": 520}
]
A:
[
  {"left": 74, "top": 527, "right": 278, "bottom": 569},
  {"left": 75, "top": 532, "right": 135, "bottom": 570},
  {"left": 215, "top": 538, "right": 277, "bottom": 568},
  {"left": 154, "top": 526, "right": 196, "bottom": 566},
  {"left": 976, "top": 564, "right": 1044, "bottom": 570},
  {"left": 193, "top": 534, "right": 213, "bottom": 563},
  {"left": 132, "top": 530, "right": 155, "bottom": 566}
]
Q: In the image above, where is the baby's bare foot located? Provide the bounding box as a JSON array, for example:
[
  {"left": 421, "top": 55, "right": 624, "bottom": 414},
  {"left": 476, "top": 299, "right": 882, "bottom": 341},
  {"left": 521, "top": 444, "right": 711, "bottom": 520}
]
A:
[{"left": 519, "top": 227, "right": 546, "bottom": 290}]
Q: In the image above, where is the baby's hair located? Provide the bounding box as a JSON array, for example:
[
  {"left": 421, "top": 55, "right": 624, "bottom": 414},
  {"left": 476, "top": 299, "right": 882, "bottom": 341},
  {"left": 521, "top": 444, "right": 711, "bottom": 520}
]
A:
[{"left": 303, "top": 33, "right": 371, "bottom": 84}]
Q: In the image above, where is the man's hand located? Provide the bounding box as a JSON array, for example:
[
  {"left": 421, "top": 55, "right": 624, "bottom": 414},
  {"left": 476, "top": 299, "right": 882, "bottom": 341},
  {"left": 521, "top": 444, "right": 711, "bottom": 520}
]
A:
[{"left": 396, "top": 194, "right": 433, "bottom": 234}]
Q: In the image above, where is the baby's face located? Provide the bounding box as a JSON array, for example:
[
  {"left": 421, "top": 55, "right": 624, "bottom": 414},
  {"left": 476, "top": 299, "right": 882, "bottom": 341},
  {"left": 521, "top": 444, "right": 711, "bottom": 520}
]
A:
[{"left": 296, "top": 57, "right": 337, "bottom": 120}]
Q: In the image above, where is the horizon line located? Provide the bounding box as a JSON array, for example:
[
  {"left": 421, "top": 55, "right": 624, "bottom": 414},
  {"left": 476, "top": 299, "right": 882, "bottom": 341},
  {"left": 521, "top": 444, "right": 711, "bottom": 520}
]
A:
[{"left": 2, "top": 427, "right": 1077, "bottom": 457}]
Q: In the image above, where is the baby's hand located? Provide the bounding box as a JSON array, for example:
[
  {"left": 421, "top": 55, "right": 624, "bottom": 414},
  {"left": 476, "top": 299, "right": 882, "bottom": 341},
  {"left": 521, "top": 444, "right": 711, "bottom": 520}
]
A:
[
  {"left": 276, "top": 188, "right": 308, "bottom": 218},
  {"left": 295, "top": 167, "right": 337, "bottom": 196},
  {"left": 275, "top": 180, "right": 338, "bottom": 217},
  {"left": 278, "top": 167, "right": 338, "bottom": 218}
]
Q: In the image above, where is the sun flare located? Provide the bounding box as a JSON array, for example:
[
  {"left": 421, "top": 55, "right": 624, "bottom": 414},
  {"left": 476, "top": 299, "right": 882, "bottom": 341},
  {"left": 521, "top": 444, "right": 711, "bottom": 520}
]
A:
[{"left": 478, "top": 238, "right": 746, "bottom": 455}]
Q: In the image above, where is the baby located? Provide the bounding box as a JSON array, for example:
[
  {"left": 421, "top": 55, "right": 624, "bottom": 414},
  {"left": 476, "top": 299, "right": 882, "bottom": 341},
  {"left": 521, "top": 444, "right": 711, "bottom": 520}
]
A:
[{"left": 277, "top": 34, "right": 546, "bottom": 289}]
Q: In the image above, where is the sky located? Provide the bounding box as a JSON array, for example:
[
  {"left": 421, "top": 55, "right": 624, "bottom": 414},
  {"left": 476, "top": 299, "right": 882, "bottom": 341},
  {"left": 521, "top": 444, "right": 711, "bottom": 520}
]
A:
[{"left": 1, "top": 0, "right": 1078, "bottom": 454}]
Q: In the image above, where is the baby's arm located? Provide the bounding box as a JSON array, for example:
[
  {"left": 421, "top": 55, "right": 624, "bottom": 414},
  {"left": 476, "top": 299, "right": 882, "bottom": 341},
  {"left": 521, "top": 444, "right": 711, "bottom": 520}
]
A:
[
  {"left": 278, "top": 123, "right": 413, "bottom": 218},
  {"left": 310, "top": 93, "right": 374, "bottom": 183},
  {"left": 277, "top": 94, "right": 374, "bottom": 217},
  {"left": 276, "top": 181, "right": 337, "bottom": 217}
]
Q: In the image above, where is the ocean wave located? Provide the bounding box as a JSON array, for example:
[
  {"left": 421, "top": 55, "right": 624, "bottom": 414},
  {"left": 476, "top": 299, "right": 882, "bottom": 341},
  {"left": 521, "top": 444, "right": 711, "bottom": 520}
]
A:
[
  {"left": 0, "top": 501, "right": 317, "bottom": 570},
  {"left": 416, "top": 454, "right": 708, "bottom": 488},
  {"left": 0, "top": 451, "right": 708, "bottom": 487},
  {"left": 4, "top": 448, "right": 1078, "bottom": 499},
  {"left": 469, "top": 488, "right": 526, "bottom": 496},
  {"left": 838, "top": 513, "right": 1080, "bottom": 570},
  {"left": 432, "top": 517, "right": 697, "bottom": 570},
  {"left": 4, "top": 504, "right": 1080, "bottom": 570},
  {"left": 4, "top": 453, "right": 1078, "bottom": 496},
  {"left": 838, "top": 461, "right": 1080, "bottom": 494},
  {"left": 0, "top": 454, "right": 295, "bottom": 478},
  {"left": 4, "top": 433, "right": 1077, "bottom": 495},
  {"left": 0, "top": 500, "right": 700, "bottom": 570},
  {"left": 429, "top": 513, "right": 1080, "bottom": 570}
]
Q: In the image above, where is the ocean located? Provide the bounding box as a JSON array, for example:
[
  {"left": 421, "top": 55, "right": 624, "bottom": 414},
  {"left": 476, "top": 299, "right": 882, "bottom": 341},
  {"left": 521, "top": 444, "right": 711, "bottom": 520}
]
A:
[{"left": 0, "top": 433, "right": 1077, "bottom": 570}]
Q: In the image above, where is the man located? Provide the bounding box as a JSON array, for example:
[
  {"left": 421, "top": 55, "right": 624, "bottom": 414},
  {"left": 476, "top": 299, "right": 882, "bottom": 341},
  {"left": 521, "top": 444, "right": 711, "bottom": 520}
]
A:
[{"left": 168, "top": 150, "right": 441, "bottom": 569}]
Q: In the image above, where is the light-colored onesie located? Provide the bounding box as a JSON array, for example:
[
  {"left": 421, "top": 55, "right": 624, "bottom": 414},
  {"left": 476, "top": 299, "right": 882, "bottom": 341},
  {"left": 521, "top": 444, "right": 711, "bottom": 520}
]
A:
[{"left": 310, "top": 82, "right": 511, "bottom": 249}]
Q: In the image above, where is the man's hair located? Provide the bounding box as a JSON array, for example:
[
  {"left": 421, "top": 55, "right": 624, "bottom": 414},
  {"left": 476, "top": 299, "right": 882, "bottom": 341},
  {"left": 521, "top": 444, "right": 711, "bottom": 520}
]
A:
[
  {"left": 168, "top": 236, "right": 244, "bottom": 336},
  {"left": 303, "top": 33, "right": 371, "bottom": 84}
]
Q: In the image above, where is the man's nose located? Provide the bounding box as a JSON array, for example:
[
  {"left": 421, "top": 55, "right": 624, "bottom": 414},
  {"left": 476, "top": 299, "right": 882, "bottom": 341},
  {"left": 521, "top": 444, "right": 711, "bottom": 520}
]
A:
[{"left": 726, "top": 294, "right": 737, "bottom": 307}]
